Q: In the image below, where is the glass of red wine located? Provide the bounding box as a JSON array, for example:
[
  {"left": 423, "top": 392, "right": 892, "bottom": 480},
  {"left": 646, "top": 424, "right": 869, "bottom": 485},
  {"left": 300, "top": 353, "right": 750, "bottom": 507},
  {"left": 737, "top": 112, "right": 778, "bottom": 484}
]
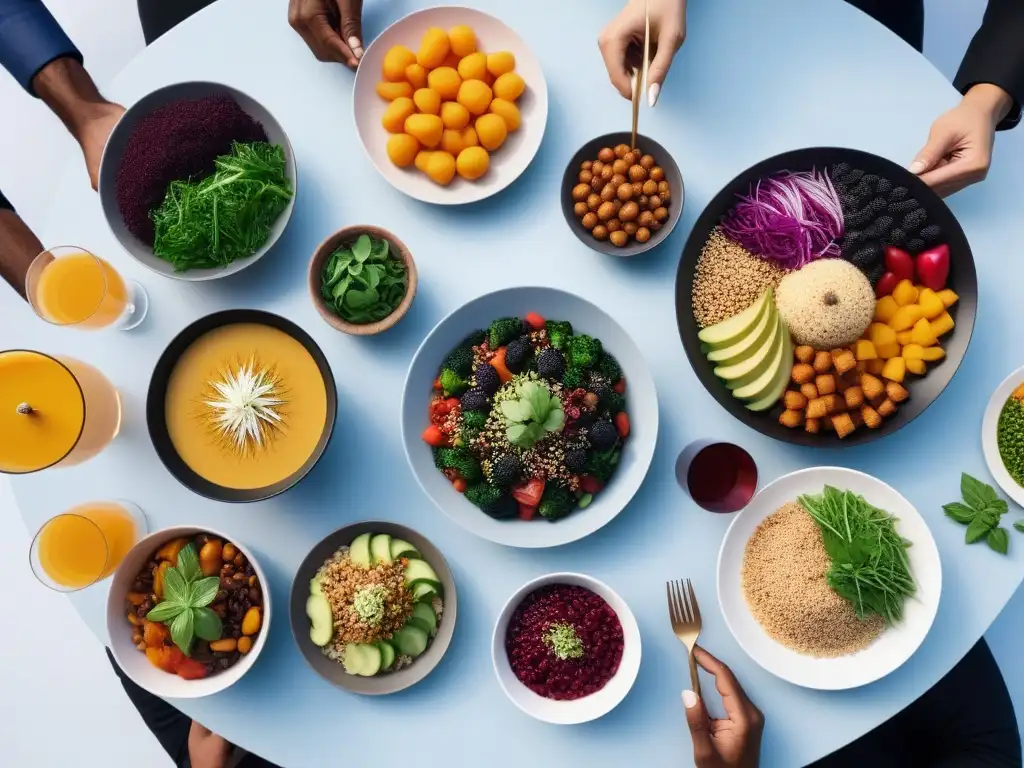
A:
[{"left": 676, "top": 441, "right": 757, "bottom": 513}]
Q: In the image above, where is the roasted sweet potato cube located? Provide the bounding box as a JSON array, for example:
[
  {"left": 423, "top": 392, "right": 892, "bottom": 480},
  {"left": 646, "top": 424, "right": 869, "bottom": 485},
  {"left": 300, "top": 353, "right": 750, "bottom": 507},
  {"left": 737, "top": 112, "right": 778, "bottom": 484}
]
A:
[
  {"left": 805, "top": 417, "right": 821, "bottom": 434},
  {"left": 861, "top": 405, "right": 882, "bottom": 428},
  {"left": 792, "top": 363, "right": 815, "bottom": 385},
  {"left": 833, "top": 350, "right": 857, "bottom": 374},
  {"left": 831, "top": 413, "right": 856, "bottom": 438},
  {"left": 886, "top": 381, "right": 909, "bottom": 403},
  {"left": 813, "top": 350, "right": 833, "bottom": 373},
  {"left": 823, "top": 394, "right": 843, "bottom": 414},
  {"left": 784, "top": 391, "right": 808, "bottom": 411},
  {"left": 779, "top": 409, "right": 804, "bottom": 428},
  {"left": 806, "top": 397, "right": 829, "bottom": 420},
  {"left": 815, "top": 374, "right": 836, "bottom": 395},
  {"left": 795, "top": 345, "right": 815, "bottom": 364},
  {"left": 860, "top": 373, "right": 885, "bottom": 401},
  {"left": 877, "top": 398, "right": 898, "bottom": 418},
  {"left": 844, "top": 385, "right": 865, "bottom": 409},
  {"left": 800, "top": 383, "right": 819, "bottom": 400}
]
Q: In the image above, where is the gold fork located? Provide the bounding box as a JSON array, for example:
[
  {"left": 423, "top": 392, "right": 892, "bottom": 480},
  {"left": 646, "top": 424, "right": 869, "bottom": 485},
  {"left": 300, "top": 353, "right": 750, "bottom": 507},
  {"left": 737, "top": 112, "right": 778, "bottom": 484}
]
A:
[{"left": 667, "top": 578, "right": 703, "bottom": 698}]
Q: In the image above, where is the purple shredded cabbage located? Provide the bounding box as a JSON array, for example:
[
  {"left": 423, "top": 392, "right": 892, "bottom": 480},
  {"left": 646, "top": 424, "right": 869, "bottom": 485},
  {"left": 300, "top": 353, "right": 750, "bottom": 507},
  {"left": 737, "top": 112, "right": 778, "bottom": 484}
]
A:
[{"left": 721, "top": 169, "right": 844, "bottom": 269}]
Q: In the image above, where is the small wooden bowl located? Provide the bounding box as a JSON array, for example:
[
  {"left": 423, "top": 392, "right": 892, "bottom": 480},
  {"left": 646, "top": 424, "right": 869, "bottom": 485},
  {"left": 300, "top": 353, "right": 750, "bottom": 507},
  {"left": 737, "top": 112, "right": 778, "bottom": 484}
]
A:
[{"left": 308, "top": 225, "right": 417, "bottom": 335}]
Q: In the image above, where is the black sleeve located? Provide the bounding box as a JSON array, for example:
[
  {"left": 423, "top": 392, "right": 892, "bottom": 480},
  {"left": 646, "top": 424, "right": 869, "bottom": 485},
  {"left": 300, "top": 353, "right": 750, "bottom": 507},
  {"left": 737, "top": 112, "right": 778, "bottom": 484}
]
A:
[
  {"left": 953, "top": 0, "right": 1024, "bottom": 130},
  {"left": 0, "top": 186, "right": 12, "bottom": 212}
]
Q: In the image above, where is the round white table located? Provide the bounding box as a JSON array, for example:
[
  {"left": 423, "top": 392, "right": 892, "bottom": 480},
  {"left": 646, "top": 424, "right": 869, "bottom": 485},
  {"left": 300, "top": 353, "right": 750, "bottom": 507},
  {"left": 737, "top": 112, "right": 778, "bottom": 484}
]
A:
[{"left": 8, "top": 0, "right": 1024, "bottom": 765}]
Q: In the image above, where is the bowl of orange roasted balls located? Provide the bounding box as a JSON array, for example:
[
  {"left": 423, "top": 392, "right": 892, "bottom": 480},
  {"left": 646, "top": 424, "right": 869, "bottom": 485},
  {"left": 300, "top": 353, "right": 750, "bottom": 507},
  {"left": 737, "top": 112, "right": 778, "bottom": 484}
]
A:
[
  {"left": 353, "top": 7, "right": 549, "bottom": 205},
  {"left": 561, "top": 132, "right": 684, "bottom": 257}
]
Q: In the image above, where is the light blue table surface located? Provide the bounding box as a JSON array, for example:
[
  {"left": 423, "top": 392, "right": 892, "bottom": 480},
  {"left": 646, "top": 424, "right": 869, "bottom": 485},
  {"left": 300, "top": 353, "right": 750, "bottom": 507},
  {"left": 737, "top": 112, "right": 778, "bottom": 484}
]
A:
[{"left": 7, "top": 0, "right": 1024, "bottom": 765}]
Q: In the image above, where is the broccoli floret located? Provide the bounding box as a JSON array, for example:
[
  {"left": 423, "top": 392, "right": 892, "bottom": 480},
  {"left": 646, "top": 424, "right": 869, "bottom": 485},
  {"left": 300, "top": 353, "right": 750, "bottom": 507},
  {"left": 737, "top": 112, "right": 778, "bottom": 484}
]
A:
[
  {"left": 585, "top": 448, "right": 620, "bottom": 482},
  {"left": 443, "top": 346, "right": 474, "bottom": 376},
  {"left": 594, "top": 383, "right": 625, "bottom": 414},
  {"left": 439, "top": 368, "right": 468, "bottom": 396},
  {"left": 462, "top": 409, "right": 488, "bottom": 430},
  {"left": 545, "top": 320, "right": 573, "bottom": 350},
  {"left": 465, "top": 483, "right": 514, "bottom": 518},
  {"left": 596, "top": 353, "right": 622, "bottom": 382},
  {"left": 488, "top": 317, "right": 524, "bottom": 349},
  {"left": 538, "top": 485, "right": 575, "bottom": 521},
  {"left": 562, "top": 366, "right": 585, "bottom": 390},
  {"left": 438, "top": 446, "right": 482, "bottom": 482},
  {"left": 460, "top": 329, "right": 486, "bottom": 348},
  {"left": 569, "top": 335, "right": 602, "bottom": 369},
  {"left": 433, "top": 447, "right": 450, "bottom": 470}
]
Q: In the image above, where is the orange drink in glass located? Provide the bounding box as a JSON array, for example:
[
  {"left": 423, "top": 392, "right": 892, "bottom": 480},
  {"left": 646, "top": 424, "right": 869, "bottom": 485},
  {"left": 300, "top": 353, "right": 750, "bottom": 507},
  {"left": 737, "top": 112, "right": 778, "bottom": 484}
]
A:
[
  {"left": 30, "top": 501, "right": 148, "bottom": 591},
  {"left": 27, "top": 246, "right": 147, "bottom": 330}
]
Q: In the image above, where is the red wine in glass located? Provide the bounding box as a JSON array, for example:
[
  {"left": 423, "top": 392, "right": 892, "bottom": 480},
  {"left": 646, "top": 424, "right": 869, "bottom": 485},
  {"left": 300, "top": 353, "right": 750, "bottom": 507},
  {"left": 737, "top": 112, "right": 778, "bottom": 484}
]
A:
[{"left": 676, "top": 442, "right": 757, "bottom": 513}]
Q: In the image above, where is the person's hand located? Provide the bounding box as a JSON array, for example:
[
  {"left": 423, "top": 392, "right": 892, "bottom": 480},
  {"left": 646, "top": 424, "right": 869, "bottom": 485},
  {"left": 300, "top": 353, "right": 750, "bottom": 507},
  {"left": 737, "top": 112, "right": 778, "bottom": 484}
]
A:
[
  {"left": 288, "top": 0, "right": 364, "bottom": 69},
  {"left": 598, "top": 0, "right": 687, "bottom": 106},
  {"left": 76, "top": 103, "right": 124, "bottom": 191},
  {"left": 683, "top": 647, "right": 764, "bottom": 768},
  {"left": 188, "top": 721, "right": 233, "bottom": 768},
  {"left": 909, "top": 83, "right": 1013, "bottom": 197}
]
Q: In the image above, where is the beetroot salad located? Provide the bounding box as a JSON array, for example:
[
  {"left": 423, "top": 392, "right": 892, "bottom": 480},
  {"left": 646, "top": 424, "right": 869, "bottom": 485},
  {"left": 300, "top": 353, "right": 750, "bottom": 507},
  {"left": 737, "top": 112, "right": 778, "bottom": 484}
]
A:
[{"left": 505, "top": 584, "right": 624, "bottom": 701}]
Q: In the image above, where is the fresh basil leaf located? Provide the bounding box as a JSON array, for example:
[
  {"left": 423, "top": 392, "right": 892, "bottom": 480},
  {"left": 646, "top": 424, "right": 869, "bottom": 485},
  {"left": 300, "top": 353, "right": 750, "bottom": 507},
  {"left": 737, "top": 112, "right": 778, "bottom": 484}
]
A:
[
  {"left": 987, "top": 526, "right": 1009, "bottom": 555},
  {"left": 983, "top": 499, "right": 1009, "bottom": 517},
  {"left": 961, "top": 473, "right": 997, "bottom": 512},
  {"left": 190, "top": 576, "right": 221, "bottom": 608},
  {"left": 965, "top": 516, "right": 993, "bottom": 544},
  {"left": 163, "top": 566, "right": 189, "bottom": 605},
  {"left": 177, "top": 544, "right": 202, "bottom": 583},
  {"left": 170, "top": 608, "right": 195, "bottom": 656},
  {"left": 146, "top": 601, "right": 186, "bottom": 623},
  {"left": 1015, "top": 520, "right": 1024, "bottom": 534},
  {"left": 353, "top": 234, "right": 372, "bottom": 262},
  {"left": 193, "top": 607, "right": 223, "bottom": 641},
  {"left": 942, "top": 502, "right": 976, "bottom": 524}
]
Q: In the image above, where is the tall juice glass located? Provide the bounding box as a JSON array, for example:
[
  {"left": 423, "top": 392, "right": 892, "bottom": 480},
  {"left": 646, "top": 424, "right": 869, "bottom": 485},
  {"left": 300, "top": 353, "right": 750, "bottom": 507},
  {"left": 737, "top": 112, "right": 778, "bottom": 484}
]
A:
[
  {"left": 30, "top": 501, "right": 148, "bottom": 591},
  {"left": 26, "top": 246, "right": 147, "bottom": 330},
  {"left": 0, "top": 350, "right": 121, "bottom": 474}
]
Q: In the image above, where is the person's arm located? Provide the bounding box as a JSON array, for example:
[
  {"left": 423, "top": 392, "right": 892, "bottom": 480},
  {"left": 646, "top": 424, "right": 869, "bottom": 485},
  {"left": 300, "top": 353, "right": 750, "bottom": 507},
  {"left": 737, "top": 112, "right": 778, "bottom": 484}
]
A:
[
  {"left": 0, "top": 189, "right": 42, "bottom": 299},
  {"left": 953, "top": 0, "right": 1024, "bottom": 131}
]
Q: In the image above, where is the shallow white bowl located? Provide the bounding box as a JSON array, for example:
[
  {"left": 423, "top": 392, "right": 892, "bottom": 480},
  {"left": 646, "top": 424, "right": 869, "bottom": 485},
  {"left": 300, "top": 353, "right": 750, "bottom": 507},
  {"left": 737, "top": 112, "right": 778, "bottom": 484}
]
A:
[
  {"left": 353, "top": 6, "right": 548, "bottom": 205},
  {"left": 401, "top": 286, "right": 658, "bottom": 548},
  {"left": 717, "top": 467, "right": 941, "bottom": 690},
  {"left": 491, "top": 572, "right": 642, "bottom": 724},
  {"left": 982, "top": 366, "right": 1024, "bottom": 508},
  {"left": 106, "top": 526, "right": 271, "bottom": 699}
]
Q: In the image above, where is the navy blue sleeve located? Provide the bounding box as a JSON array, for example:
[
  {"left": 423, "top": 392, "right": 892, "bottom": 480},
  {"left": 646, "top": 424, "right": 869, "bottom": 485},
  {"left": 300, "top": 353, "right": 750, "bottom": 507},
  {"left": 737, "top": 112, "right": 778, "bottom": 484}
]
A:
[
  {"left": 0, "top": 0, "right": 81, "bottom": 94},
  {"left": 0, "top": 187, "right": 12, "bottom": 212},
  {"left": 954, "top": 0, "right": 1024, "bottom": 131}
]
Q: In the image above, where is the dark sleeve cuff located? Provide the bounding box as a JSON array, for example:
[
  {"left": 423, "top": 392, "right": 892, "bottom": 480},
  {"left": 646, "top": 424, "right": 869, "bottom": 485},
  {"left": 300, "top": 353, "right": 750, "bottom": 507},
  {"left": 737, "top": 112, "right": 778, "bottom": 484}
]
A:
[
  {"left": 0, "top": 0, "right": 82, "bottom": 94},
  {"left": 0, "top": 187, "right": 12, "bottom": 212},
  {"left": 953, "top": 0, "right": 1024, "bottom": 131}
]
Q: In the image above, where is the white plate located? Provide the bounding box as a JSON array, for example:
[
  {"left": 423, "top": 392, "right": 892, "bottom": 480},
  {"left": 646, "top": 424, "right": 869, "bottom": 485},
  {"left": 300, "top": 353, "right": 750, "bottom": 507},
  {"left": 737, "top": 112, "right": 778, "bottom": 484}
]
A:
[
  {"left": 717, "top": 467, "right": 941, "bottom": 690},
  {"left": 491, "top": 573, "right": 642, "bottom": 724},
  {"left": 982, "top": 367, "right": 1024, "bottom": 508},
  {"left": 401, "top": 286, "right": 658, "bottom": 548},
  {"left": 353, "top": 6, "right": 548, "bottom": 205}
]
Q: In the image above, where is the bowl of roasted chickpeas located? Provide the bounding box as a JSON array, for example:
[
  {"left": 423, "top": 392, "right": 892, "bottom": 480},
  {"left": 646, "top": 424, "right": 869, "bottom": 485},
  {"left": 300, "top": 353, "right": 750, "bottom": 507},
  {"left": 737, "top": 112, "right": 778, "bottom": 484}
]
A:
[{"left": 561, "top": 132, "right": 683, "bottom": 257}]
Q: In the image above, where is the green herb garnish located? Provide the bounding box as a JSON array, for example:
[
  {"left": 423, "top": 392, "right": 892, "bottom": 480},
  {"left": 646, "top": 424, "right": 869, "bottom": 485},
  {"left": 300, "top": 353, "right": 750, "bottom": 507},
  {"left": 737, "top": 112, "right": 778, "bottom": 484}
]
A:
[
  {"left": 942, "top": 473, "right": 1012, "bottom": 554},
  {"left": 320, "top": 234, "right": 407, "bottom": 325},
  {"left": 500, "top": 380, "right": 565, "bottom": 448},
  {"left": 151, "top": 141, "right": 292, "bottom": 271},
  {"left": 798, "top": 486, "right": 915, "bottom": 625},
  {"left": 145, "top": 544, "right": 222, "bottom": 655},
  {"left": 997, "top": 395, "right": 1024, "bottom": 488},
  {"left": 352, "top": 584, "right": 389, "bottom": 626},
  {"left": 544, "top": 623, "right": 584, "bottom": 661}
]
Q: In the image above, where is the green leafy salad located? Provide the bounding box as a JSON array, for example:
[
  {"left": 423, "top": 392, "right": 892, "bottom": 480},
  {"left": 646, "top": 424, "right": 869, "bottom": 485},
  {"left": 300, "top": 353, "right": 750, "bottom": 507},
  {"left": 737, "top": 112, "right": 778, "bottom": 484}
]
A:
[{"left": 320, "top": 234, "right": 408, "bottom": 325}]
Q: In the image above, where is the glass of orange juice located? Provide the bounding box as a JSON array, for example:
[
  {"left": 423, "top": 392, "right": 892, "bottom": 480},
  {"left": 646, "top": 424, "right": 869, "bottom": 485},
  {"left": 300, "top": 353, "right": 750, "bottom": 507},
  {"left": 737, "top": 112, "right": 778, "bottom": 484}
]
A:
[
  {"left": 26, "top": 246, "right": 148, "bottom": 330},
  {"left": 30, "top": 501, "right": 148, "bottom": 591}
]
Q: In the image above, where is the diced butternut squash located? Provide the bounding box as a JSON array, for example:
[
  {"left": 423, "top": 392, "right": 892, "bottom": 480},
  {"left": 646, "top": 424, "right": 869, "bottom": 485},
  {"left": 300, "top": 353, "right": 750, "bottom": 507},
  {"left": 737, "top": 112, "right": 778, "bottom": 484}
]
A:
[
  {"left": 917, "top": 288, "right": 945, "bottom": 320},
  {"left": 901, "top": 344, "right": 926, "bottom": 360},
  {"left": 910, "top": 318, "right": 937, "bottom": 347},
  {"left": 876, "top": 342, "right": 901, "bottom": 359},
  {"left": 937, "top": 289, "right": 959, "bottom": 309},
  {"left": 920, "top": 346, "right": 946, "bottom": 362},
  {"left": 874, "top": 295, "right": 899, "bottom": 324},
  {"left": 854, "top": 339, "right": 877, "bottom": 361},
  {"left": 866, "top": 359, "right": 886, "bottom": 375},
  {"left": 930, "top": 311, "right": 955, "bottom": 337},
  {"left": 143, "top": 621, "right": 169, "bottom": 648},
  {"left": 896, "top": 330, "right": 913, "bottom": 345},
  {"left": 155, "top": 537, "right": 190, "bottom": 563},
  {"left": 892, "top": 280, "right": 919, "bottom": 306},
  {"left": 905, "top": 358, "right": 927, "bottom": 375},
  {"left": 881, "top": 357, "right": 906, "bottom": 383},
  {"left": 867, "top": 323, "right": 897, "bottom": 346},
  {"left": 890, "top": 305, "right": 924, "bottom": 332}
]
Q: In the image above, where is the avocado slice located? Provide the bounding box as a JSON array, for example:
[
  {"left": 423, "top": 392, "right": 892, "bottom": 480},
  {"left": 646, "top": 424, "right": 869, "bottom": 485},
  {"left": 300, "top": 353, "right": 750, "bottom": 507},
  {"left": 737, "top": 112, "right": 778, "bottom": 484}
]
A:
[
  {"left": 698, "top": 288, "right": 772, "bottom": 349},
  {"left": 734, "top": 322, "right": 792, "bottom": 402},
  {"left": 745, "top": 325, "right": 794, "bottom": 411},
  {"left": 706, "top": 298, "right": 776, "bottom": 365},
  {"left": 716, "top": 315, "right": 782, "bottom": 388}
]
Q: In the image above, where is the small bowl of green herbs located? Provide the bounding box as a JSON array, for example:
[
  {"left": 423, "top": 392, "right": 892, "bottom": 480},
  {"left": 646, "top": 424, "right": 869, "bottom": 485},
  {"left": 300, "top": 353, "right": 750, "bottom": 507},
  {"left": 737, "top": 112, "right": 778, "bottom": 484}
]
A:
[{"left": 308, "top": 225, "right": 416, "bottom": 335}]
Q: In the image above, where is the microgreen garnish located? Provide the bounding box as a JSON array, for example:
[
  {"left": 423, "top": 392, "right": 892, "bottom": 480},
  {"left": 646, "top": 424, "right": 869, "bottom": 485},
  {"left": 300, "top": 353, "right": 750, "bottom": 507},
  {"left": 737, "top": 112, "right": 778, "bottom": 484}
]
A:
[
  {"left": 320, "top": 234, "right": 407, "bottom": 324},
  {"left": 500, "top": 380, "right": 565, "bottom": 449},
  {"left": 544, "top": 623, "right": 584, "bottom": 661},
  {"left": 146, "top": 544, "right": 222, "bottom": 655},
  {"left": 942, "top": 473, "right": 1013, "bottom": 554}
]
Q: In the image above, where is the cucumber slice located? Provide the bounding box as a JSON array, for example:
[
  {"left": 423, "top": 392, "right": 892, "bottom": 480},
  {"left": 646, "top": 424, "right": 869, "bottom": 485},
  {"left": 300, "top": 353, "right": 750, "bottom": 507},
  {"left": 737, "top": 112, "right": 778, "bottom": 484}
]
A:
[
  {"left": 377, "top": 641, "right": 395, "bottom": 671},
  {"left": 403, "top": 559, "right": 439, "bottom": 586},
  {"left": 406, "top": 616, "right": 432, "bottom": 634},
  {"left": 370, "top": 534, "right": 393, "bottom": 565},
  {"left": 391, "top": 626, "right": 428, "bottom": 658},
  {"left": 350, "top": 533, "right": 372, "bottom": 568},
  {"left": 411, "top": 582, "right": 438, "bottom": 602},
  {"left": 358, "top": 643, "right": 382, "bottom": 676},
  {"left": 343, "top": 643, "right": 382, "bottom": 676},
  {"left": 310, "top": 575, "right": 323, "bottom": 596},
  {"left": 412, "top": 602, "right": 437, "bottom": 635},
  {"left": 306, "top": 594, "right": 334, "bottom": 647},
  {"left": 408, "top": 578, "right": 443, "bottom": 597},
  {"left": 390, "top": 538, "right": 420, "bottom": 560}
]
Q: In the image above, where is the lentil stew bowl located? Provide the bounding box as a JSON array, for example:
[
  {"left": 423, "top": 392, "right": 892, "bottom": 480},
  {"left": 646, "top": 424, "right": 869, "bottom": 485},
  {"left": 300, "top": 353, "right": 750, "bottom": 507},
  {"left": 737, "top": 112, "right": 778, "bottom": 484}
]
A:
[
  {"left": 492, "top": 572, "right": 641, "bottom": 724},
  {"left": 105, "top": 526, "right": 271, "bottom": 699},
  {"left": 289, "top": 521, "right": 458, "bottom": 695}
]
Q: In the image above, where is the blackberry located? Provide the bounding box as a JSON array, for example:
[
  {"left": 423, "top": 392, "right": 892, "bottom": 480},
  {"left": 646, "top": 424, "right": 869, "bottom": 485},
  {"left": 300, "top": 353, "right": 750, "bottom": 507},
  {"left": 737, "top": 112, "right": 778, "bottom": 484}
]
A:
[
  {"left": 867, "top": 196, "right": 888, "bottom": 214},
  {"left": 838, "top": 168, "right": 864, "bottom": 185},
  {"left": 847, "top": 243, "right": 881, "bottom": 270},
  {"left": 841, "top": 229, "right": 867, "bottom": 248},
  {"left": 884, "top": 228, "right": 907, "bottom": 246},
  {"left": 489, "top": 454, "right": 522, "bottom": 487},
  {"left": 888, "top": 186, "right": 908, "bottom": 202},
  {"left": 536, "top": 347, "right": 565, "bottom": 380},
  {"left": 875, "top": 177, "right": 893, "bottom": 194},
  {"left": 907, "top": 238, "right": 925, "bottom": 253},
  {"left": 844, "top": 206, "right": 875, "bottom": 228},
  {"left": 866, "top": 262, "right": 885, "bottom": 284},
  {"left": 564, "top": 448, "right": 587, "bottom": 475},
  {"left": 850, "top": 180, "right": 873, "bottom": 199},
  {"left": 593, "top": 383, "right": 625, "bottom": 414},
  {"left": 831, "top": 162, "right": 851, "bottom": 179},
  {"left": 862, "top": 174, "right": 879, "bottom": 186},
  {"left": 504, "top": 336, "right": 532, "bottom": 373},
  {"left": 588, "top": 420, "right": 618, "bottom": 452},
  {"left": 888, "top": 198, "right": 920, "bottom": 214},
  {"left": 443, "top": 346, "right": 474, "bottom": 376},
  {"left": 460, "top": 388, "right": 489, "bottom": 412},
  {"left": 863, "top": 215, "right": 894, "bottom": 239},
  {"left": 920, "top": 224, "right": 942, "bottom": 242},
  {"left": 474, "top": 364, "right": 500, "bottom": 396},
  {"left": 902, "top": 208, "right": 927, "bottom": 230}
]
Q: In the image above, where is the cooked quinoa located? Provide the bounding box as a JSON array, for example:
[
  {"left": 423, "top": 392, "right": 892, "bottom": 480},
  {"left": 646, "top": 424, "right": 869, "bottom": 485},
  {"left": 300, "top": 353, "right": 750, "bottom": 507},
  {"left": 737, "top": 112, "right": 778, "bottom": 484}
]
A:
[
  {"left": 692, "top": 228, "right": 789, "bottom": 328},
  {"left": 775, "top": 259, "right": 875, "bottom": 349},
  {"left": 741, "top": 501, "right": 883, "bottom": 657}
]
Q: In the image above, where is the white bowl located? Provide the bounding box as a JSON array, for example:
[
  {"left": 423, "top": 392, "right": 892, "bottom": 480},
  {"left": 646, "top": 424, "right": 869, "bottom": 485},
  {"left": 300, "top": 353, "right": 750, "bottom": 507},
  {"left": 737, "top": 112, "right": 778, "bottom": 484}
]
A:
[
  {"left": 982, "top": 366, "right": 1024, "bottom": 508},
  {"left": 106, "top": 526, "right": 271, "bottom": 699},
  {"left": 401, "top": 286, "right": 659, "bottom": 548},
  {"left": 717, "top": 467, "right": 941, "bottom": 690},
  {"left": 353, "top": 6, "right": 548, "bottom": 205},
  {"left": 491, "top": 572, "right": 642, "bottom": 724}
]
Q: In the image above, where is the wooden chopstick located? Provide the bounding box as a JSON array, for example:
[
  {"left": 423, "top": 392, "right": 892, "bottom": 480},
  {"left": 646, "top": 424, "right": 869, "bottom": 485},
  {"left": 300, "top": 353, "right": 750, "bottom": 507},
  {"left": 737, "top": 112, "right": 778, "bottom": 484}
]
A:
[{"left": 630, "top": 0, "right": 651, "bottom": 149}]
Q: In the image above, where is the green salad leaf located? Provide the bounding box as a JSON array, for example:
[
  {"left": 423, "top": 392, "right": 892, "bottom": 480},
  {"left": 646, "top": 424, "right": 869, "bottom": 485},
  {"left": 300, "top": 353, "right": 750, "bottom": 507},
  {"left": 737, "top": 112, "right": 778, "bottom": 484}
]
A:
[
  {"left": 501, "top": 380, "right": 565, "bottom": 449},
  {"left": 145, "top": 543, "right": 223, "bottom": 655},
  {"left": 320, "top": 234, "right": 408, "bottom": 325}
]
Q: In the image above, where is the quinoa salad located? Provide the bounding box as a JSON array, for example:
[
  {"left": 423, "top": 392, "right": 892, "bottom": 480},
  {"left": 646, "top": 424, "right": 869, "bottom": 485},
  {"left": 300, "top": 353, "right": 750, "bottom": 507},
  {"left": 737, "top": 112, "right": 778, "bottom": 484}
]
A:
[
  {"left": 421, "top": 312, "right": 630, "bottom": 522},
  {"left": 305, "top": 532, "right": 443, "bottom": 676}
]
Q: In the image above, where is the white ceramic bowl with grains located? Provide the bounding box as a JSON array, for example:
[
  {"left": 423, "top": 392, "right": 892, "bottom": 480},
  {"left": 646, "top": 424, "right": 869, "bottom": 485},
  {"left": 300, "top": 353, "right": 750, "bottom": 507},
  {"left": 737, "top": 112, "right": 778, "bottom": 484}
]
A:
[
  {"left": 982, "top": 366, "right": 1024, "bottom": 508},
  {"left": 352, "top": 6, "right": 549, "bottom": 205},
  {"left": 491, "top": 572, "right": 642, "bottom": 724},
  {"left": 717, "top": 467, "right": 941, "bottom": 690}
]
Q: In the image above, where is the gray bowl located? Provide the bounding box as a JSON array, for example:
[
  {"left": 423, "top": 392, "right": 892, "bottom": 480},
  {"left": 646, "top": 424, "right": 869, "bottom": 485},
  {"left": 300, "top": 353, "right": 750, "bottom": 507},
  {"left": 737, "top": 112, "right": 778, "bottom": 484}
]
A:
[
  {"left": 97, "top": 81, "right": 297, "bottom": 281},
  {"left": 289, "top": 521, "right": 458, "bottom": 695}
]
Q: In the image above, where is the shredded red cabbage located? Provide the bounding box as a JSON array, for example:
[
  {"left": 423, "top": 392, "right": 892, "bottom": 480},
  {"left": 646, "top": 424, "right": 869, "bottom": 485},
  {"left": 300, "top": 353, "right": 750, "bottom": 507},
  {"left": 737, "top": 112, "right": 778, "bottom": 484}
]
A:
[{"left": 721, "top": 169, "right": 844, "bottom": 269}]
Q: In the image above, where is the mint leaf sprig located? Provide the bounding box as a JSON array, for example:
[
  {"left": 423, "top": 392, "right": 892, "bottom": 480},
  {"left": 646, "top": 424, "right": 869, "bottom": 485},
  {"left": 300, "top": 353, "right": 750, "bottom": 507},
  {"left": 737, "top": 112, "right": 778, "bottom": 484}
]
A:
[
  {"left": 942, "top": 473, "right": 1012, "bottom": 554},
  {"left": 146, "top": 544, "right": 222, "bottom": 655}
]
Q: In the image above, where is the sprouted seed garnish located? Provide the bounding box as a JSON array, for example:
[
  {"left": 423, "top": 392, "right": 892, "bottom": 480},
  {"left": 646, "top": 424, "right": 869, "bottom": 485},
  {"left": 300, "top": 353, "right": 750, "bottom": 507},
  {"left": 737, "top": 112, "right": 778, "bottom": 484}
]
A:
[
  {"left": 544, "top": 622, "right": 584, "bottom": 661},
  {"left": 200, "top": 357, "right": 285, "bottom": 456}
]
